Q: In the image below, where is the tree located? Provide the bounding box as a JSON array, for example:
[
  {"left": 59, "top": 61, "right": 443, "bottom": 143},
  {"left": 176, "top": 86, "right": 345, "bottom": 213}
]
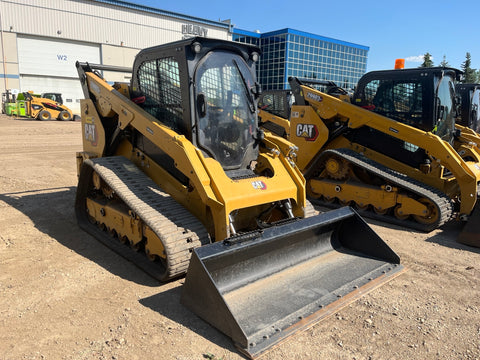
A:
[
  {"left": 461, "top": 52, "right": 477, "bottom": 83},
  {"left": 420, "top": 52, "right": 434, "bottom": 67},
  {"left": 439, "top": 55, "right": 449, "bottom": 68}
]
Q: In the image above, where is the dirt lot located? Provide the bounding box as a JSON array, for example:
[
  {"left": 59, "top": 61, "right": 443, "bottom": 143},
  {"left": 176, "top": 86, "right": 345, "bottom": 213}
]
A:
[{"left": 0, "top": 115, "right": 479, "bottom": 360}]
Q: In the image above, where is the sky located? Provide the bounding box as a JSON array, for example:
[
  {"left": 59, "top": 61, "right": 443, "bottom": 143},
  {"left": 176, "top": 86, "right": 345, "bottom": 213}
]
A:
[{"left": 133, "top": 0, "right": 480, "bottom": 72}]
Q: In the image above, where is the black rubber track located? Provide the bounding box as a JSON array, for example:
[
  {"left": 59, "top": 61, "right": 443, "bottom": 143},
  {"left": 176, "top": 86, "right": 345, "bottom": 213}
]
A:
[
  {"left": 309, "top": 148, "right": 454, "bottom": 232},
  {"left": 75, "top": 156, "right": 210, "bottom": 281}
]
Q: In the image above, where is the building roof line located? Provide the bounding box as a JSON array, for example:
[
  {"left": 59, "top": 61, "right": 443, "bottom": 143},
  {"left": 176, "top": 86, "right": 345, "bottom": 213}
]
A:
[
  {"left": 234, "top": 27, "right": 369, "bottom": 51},
  {"left": 91, "top": 0, "right": 231, "bottom": 29},
  {"left": 233, "top": 28, "right": 261, "bottom": 38}
]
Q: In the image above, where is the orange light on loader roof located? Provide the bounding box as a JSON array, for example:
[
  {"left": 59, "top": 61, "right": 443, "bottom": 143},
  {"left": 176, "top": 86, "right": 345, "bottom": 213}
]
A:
[{"left": 395, "top": 59, "right": 405, "bottom": 69}]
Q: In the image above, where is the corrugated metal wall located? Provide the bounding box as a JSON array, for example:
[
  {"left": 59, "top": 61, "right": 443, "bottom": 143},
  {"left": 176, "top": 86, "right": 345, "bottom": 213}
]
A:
[
  {"left": 0, "top": 0, "right": 232, "bottom": 104},
  {"left": 0, "top": 0, "right": 231, "bottom": 49}
]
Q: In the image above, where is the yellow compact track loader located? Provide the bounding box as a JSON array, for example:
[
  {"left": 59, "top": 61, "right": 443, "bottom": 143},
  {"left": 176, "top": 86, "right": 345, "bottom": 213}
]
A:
[
  {"left": 352, "top": 68, "right": 480, "bottom": 157},
  {"left": 454, "top": 83, "right": 480, "bottom": 246},
  {"left": 353, "top": 68, "right": 480, "bottom": 247},
  {"left": 258, "top": 73, "right": 480, "bottom": 239},
  {"left": 75, "top": 37, "right": 404, "bottom": 358},
  {"left": 455, "top": 83, "right": 480, "bottom": 133}
]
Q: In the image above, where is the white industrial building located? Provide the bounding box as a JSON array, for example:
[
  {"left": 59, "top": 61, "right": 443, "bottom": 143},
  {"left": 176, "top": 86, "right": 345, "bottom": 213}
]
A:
[{"left": 0, "top": 0, "right": 233, "bottom": 114}]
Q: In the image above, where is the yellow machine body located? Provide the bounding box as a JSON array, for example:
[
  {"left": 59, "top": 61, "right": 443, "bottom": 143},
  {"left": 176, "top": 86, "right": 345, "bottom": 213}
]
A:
[
  {"left": 259, "top": 78, "right": 480, "bottom": 233},
  {"left": 20, "top": 92, "right": 73, "bottom": 121},
  {"left": 77, "top": 73, "right": 306, "bottom": 242},
  {"left": 74, "top": 38, "right": 404, "bottom": 358}
]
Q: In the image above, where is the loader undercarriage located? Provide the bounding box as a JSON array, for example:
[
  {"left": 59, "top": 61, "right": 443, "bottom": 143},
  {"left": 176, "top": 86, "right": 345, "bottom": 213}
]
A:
[
  {"left": 307, "top": 149, "right": 454, "bottom": 232},
  {"left": 75, "top": 156, "right": 210, "bottom": 281},
  {"left": 76, "top": 155, "right": 321, "bottom": 281}
]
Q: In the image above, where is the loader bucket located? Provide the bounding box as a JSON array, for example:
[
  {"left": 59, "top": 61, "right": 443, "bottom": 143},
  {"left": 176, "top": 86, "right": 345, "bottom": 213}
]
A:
[
  {"left": 457, "top": 205, "right": 480, "bottom": 247},
  {"left": 181, "top": 207, "right": 405, "bottom": 359}
]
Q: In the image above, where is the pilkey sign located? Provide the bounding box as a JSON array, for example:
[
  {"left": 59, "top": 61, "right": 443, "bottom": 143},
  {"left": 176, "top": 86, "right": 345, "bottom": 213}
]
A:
[{"left": 182, "top": 23, "right": 208, "bottom": 38}]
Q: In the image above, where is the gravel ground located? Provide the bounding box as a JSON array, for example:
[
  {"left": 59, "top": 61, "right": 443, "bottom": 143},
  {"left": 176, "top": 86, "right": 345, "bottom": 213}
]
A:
[{"left": 0, "top": 115, "right": 479, "bottom": 360}]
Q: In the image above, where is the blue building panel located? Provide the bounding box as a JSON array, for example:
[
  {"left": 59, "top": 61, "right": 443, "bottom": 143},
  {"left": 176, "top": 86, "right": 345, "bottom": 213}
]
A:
[
  {"left": 233, "top": 28, "right": 369, "bottom": 91},
  {"left": 233, "top": 29, "right": 261, "bottom": 38},
  {"left": 262, "top": 28, "right": 369, "bottom": 51}
]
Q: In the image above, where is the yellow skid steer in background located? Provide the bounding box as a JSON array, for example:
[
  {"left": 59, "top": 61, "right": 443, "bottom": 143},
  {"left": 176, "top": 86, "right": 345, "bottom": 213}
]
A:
[{"left": 20, "top": 91, "right": 73, "bottom": 121}]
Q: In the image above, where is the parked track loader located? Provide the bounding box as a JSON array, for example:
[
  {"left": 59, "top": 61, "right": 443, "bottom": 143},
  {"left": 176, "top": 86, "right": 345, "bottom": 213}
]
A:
[
  {"left": 258, "top": 75, "right": 480, "bottom": 239},
  {"left": 75, "top": 37, "right": 404, "bottom": 358},
  {"left": 455, "top": 83, "right": 480, "bottom": 133},
  {"left": 453, "top": 83, "right": 480, "bottom": 246},
  {"left": 353, "top": 67, "right": 480, "bottom": 155},
  {"left": 353, "top": 68, "right": 480, "bottom": 246}
]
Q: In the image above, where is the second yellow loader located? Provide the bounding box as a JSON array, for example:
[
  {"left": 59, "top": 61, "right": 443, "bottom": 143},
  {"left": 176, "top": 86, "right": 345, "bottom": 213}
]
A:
[
  {"left": 258, "top": 73, "right": 480, "bottom": 244},
  {"left": 454, "top": 83, "right": 480, "bottom": 246}
]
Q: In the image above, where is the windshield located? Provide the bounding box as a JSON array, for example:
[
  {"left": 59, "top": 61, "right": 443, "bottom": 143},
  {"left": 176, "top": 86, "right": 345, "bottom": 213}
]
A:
[
  {"left": 471, "top": 88, "right": 480, "bottom": 132},
  {"left": 195, "top": 51, "right": 257, "bottom": 169},
  {"left": 434, "top": 74, "right": 456, "bottom": 143}
]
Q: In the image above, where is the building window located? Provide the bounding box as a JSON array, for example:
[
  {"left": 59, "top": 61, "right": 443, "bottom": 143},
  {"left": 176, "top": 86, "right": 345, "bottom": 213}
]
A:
[{"left": 234, "top": 30, "right": 368, "bottom": 91}]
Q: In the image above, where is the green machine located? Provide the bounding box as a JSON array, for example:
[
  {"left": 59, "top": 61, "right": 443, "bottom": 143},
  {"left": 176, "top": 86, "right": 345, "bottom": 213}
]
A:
[{"left": 16, "top": 93, "right": 27, "bottom": 117}]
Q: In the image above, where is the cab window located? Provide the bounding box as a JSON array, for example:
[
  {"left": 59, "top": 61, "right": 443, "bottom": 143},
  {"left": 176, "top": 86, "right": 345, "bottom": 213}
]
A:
[
  {"left": 362, "top": 79, "right": 424, "bottom": 127},
  {"left": 195, "top": 51, "right": 257, "bottom": 169},
  {"left": 434, "top": 76, "right": 456, "bottom": 142},
  {"left": 137, "top": 57, "right": 183, "bottom": 133}
]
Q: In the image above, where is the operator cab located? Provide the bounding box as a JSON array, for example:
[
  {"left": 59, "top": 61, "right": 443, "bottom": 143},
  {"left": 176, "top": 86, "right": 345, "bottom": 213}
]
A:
[
  {"left": 131, "top": 37, "right": 262, "bottom": 172},
  {"left": 456, "top": 83, "right": 480, "bottom": 133},
  {"left": 353, "top": 67, "right": 462, "bottom": 143},
  {"left": 41, "top": 93, "right": 64, "bottom": 105},
  {"left": 257, "top": 78, "right": 348, "bottom": 121}
]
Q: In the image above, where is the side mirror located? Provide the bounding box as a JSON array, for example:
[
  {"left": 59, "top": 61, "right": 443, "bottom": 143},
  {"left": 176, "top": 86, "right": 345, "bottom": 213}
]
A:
[{"left": 197, "top": 93, "right": 206, "bottom": 118}]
